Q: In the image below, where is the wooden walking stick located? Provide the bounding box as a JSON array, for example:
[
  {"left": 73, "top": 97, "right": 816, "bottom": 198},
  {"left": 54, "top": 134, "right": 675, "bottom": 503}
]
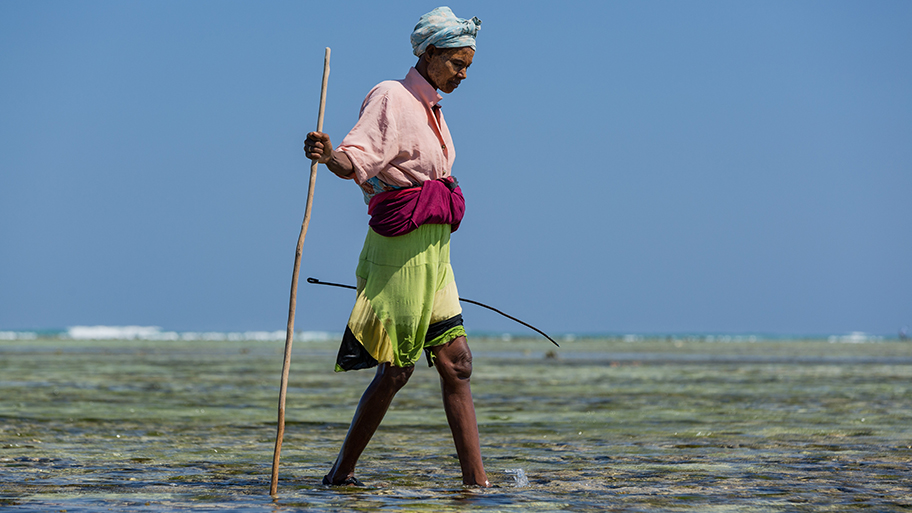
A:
[{"left": 270, "top": 47, "right": 330, "bottom": 496}]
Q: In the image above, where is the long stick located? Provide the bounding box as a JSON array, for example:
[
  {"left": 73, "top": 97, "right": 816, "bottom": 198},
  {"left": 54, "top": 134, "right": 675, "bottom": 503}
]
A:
[{"left": 270, "top": 47, "right": 330, "bottom": 496}]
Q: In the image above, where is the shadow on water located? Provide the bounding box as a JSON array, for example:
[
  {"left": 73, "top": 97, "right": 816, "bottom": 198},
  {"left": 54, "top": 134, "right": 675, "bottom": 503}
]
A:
[{"left": 2, "top": 337, "right": 912, "bottom": 510}]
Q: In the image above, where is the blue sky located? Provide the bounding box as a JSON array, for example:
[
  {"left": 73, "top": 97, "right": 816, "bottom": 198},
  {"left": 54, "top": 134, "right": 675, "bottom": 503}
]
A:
[{"left": 1, "top": 1, "right": 910, "bottom": 336}]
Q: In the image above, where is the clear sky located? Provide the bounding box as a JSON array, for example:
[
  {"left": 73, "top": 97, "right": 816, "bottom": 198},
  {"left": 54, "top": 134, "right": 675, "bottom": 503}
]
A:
[{"left": 2, "top": 1, "right": 910, "bottom": 337}]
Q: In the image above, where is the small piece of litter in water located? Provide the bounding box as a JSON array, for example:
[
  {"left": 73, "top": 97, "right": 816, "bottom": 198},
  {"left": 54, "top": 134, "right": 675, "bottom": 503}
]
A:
[{"left": 504, "top": 468, "right": 529, "bottom": 487}]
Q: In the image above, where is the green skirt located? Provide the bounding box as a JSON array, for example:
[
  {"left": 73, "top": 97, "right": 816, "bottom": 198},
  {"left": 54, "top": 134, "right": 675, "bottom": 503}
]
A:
[{"left": 335, "top": 224, "right": 466, "bottom": 371}]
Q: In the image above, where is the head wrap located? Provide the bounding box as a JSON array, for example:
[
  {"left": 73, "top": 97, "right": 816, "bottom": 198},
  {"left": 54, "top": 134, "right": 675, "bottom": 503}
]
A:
[{"left": 410, "top": 6, "right": 481, "bottom": 57}]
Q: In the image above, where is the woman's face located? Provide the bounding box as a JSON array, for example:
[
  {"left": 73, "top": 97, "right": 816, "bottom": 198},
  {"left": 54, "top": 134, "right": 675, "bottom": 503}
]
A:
[{"left": 425, "top": 46, "right": 475, "bottom": 94}]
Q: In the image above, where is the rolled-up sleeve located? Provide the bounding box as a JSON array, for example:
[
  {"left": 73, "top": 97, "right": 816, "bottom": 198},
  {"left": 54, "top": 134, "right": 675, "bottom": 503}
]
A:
[{"left": 338, "top": 91, "right": 401, "bottom": 185}]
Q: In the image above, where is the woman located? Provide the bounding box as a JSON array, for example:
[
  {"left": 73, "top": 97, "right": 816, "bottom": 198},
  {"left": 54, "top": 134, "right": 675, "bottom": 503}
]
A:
[{"left": 303, "top": 7, "right": 489, "bottom": 487}]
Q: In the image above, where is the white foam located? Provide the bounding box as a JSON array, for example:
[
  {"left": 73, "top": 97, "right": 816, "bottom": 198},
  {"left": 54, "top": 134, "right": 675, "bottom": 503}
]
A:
[
  {"left": 68, "top": 326, "right": 164, "bottom": 340},
  {"left": 828, "top": 332, "right": 882, "bottom": 343},
  {"left": 0, "top": 331, "right": 36, "bottom": 340},
  {"left": 59, "top": 326, "right": 338, "bottom": 341}
]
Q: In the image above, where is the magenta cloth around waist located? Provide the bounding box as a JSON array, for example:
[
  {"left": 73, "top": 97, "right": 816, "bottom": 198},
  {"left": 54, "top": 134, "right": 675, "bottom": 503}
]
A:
[{"left": 367, "top": 177, "right": 465, "bottom": 237}]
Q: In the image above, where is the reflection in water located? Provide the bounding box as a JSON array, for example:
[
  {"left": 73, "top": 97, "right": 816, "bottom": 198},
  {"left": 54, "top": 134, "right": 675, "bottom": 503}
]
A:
[{"left": 1, "top": 337, "right": 912, "bottom": 510}]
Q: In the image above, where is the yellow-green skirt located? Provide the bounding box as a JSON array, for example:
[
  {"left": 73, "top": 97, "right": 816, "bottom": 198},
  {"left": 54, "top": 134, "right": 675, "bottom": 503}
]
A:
[{"left": 334, "top": 224, "right": 466, "bottom": 371}]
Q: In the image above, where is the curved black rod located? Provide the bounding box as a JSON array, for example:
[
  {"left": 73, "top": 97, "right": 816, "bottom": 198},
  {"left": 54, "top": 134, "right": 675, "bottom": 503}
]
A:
[{"left": 306, "top": 277, "right": 559, "bottom": 347}]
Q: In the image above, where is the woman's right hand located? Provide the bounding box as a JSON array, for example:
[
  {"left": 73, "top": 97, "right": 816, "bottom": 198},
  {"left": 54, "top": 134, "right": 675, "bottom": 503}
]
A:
[
  {"left": 304, "top": 131, "right": 333, "bottom": 164},
  {"left": 304, "top": 131, "right": 355, "bottom": 179}
]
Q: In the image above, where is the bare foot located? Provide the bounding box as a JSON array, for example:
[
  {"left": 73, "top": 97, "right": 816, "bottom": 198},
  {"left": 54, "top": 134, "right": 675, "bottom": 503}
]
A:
[{"left": 322, "top": 474, "right": 364, "bottom": 486}]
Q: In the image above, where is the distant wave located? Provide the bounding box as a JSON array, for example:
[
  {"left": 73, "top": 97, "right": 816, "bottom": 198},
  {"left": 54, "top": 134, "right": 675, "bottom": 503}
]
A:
[
  {"left": 0, "top": 327, "right": 893, "bottom": 343},
  {"left": 0, "top": 326, "right": 340, "bottom": 342},
  {"left": 827, "top": 331, "right": 884, "bottom": 343}
]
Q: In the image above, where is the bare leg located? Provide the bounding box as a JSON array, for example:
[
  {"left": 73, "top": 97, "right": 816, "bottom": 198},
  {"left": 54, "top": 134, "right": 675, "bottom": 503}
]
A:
[
  {"left": 324, "top": 362, "right": 414, "bottom": 485},
  {"left": 431, "top": 336, "right": 490, "bottom": 487}
]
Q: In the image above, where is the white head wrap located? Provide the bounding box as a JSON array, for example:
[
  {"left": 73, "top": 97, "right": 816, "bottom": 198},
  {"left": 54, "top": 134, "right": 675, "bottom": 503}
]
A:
[{"left": 410, "top": 6, "right": 481, "bottom": 57}]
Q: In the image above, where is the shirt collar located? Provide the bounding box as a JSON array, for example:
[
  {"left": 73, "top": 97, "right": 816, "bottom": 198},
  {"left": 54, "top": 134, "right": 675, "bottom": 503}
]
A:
[{"left": 403, "top": 67, "right": 443, "bottom": 108}]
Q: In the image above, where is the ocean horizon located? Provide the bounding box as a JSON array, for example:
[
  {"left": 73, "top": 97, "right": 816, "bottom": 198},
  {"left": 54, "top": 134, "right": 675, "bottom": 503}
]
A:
[{"left": 0, "top": 325, "right": 900, "bottom": 343}]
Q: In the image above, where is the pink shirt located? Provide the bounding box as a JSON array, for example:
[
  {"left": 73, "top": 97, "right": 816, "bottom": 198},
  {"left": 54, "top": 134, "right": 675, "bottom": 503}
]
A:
[{"left": 338, "top": 67, "right": 456, "bottom": 190}]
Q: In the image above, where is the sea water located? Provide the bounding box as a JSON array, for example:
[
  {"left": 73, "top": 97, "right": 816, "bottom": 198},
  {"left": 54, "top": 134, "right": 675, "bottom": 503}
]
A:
[{"left": 2, "top": 336, "right": 911, "bottom": 511}]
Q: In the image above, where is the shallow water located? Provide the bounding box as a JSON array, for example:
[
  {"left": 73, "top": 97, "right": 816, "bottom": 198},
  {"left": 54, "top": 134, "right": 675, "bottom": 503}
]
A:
[{"left": 2, "top": 337, "right": 912, "bottom": 511}]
